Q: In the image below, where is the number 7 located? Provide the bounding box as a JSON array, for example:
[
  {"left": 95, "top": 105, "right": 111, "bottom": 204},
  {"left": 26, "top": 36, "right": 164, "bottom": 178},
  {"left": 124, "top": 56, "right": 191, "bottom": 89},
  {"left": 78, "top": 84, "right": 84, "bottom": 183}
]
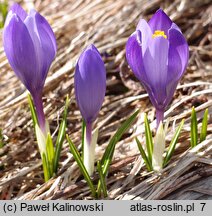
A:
[{"left": 200, "top": 203, "right": 206, "bottom": 211}]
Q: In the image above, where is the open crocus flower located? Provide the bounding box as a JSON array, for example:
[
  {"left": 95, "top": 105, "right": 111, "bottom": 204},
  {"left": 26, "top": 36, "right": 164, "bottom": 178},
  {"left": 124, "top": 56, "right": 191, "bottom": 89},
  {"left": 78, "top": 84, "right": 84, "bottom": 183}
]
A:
[
  {"left": 75, "top": 44, "right": 106, "bottom": 175},
  {"left": 3, "top": 3, "right": 57, "bottom": 133},
  {"left": 126, "top": 9, "right": 189, "bottom": 127}
]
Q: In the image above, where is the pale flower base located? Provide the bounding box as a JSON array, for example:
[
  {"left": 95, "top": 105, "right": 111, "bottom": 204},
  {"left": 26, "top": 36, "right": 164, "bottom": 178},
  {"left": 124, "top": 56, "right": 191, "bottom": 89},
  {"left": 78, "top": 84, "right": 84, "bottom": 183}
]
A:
[
  {"left": 83, "top": 127, "right": 99, "bottom": 176},
  {"left": 152, "top": 122, "right": 165, "bottom": 172}
]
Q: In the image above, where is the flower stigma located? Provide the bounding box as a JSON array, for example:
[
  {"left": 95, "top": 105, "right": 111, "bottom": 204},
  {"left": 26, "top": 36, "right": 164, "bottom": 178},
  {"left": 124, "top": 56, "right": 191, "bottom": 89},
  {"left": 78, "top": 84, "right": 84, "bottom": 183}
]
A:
[{"left": 152, "top": 30, "right": 167, "bottom": 39}]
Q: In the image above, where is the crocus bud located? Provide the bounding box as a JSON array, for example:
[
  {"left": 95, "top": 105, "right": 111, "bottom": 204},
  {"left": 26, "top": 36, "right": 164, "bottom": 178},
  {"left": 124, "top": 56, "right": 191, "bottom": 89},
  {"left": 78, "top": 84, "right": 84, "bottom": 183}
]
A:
[
  {"left": 126, "top": 9, "right": 189, "bottom": 128},
  {"left": 74, "top": 44, "right": 106, "bottom": 175},
  {"left": 75, "top": 44, "right": 106, "bottom": 124},
  {"left": 3, "top": 3, "right": 57, "bottom": 133}
]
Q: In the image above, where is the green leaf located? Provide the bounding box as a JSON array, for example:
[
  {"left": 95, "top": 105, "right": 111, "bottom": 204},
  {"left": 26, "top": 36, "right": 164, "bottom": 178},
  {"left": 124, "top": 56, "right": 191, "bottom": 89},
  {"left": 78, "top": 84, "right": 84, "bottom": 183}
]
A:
[
  {"left": 42, "top": 153, "right": 50, "bottom": 182},
  {"left": 200, "top": 108, "right": 208, "bottom": 142},
  {"left": 67, "top": 135, "right": 97, "bottom": 198},
  {"left": 136, "top": 137, "right": 153, "bottom": 171},
  {"left": 101, "top": 110, "right": 139, "bottom": 174},
  {"left": 28, "top": 94, "right": 52, "bottom": 180},
  {"left": 97, "top": 110, "right": 139, "bottom": 194},
  {"left": 81, "top": 120, "right": 86, "bottom": 160},
  {"left": 144, "top": 114, "right": 153, "bottom": 163},
  {"left": 27, "top": 93, "right": 38, "bottom": 128},
  {"left": 0, "top": 1, "right": 8, "bottom": 28},
  {"left": 0, "top": 129, "right": 4, "bottom": 148},
  {"left": 54, "top": 96, "right": 70, "bottom": 173},
  {"left": 163, "top": 119, "right": 184, "bottom": 167},
  {"left": 190, "top": 107, "right": 198, "bottom": 148},
  {"left": 97, "top": 161, "right": 108, "bottom": 198},
  {"left": 46, "top": 133, "right": 54, "bottom": 177}
]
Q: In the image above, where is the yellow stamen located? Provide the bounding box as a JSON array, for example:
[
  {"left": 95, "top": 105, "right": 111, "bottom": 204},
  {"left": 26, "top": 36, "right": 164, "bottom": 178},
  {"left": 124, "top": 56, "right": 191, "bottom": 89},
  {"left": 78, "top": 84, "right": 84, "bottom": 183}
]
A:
[{"left": 152, "top": 30, "right": 167, "bottom": 39}]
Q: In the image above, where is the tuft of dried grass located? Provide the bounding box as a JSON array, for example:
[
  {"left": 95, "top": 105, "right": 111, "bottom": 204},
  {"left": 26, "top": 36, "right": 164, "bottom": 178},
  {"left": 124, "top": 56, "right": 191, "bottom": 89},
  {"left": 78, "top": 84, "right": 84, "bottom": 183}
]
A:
[{"left": 0, "top": 0, "right": 211, "bottom": 200}]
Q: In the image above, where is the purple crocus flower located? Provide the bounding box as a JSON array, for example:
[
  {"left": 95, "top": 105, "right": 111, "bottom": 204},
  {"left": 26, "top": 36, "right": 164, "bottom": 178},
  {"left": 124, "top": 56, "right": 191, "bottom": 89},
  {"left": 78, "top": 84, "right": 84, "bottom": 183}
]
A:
[
  {"left": 3, "top": 3, "right": 57, "bottom": 133},
  {"left": 75, "top": 44, "right": 106, "bottom": 143},
  {"left": 126, "top": 9, "right": 189, "bottom": 127},
  {"left": 75, "top": 44, "right": 106, "bottom": 175}
]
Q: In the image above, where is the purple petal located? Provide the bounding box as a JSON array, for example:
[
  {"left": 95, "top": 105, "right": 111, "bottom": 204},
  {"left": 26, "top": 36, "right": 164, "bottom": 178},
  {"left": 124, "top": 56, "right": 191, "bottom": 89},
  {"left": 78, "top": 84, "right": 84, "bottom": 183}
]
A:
[
  {"left": 24, "top": 10, "right": 56, "bottom": 91},
  {"left": 35, "top": 11, "right": 57, "bottom": 56},
  {"left": 75, "top": 45, "right": 106, "bottom": 123},
  {"left": 167, "top": 28, "right": 189, "bottom": 82},
  {"left": 165, "top": 28, "right": 189, "bottom": 106},
  {"left": 10, "top": 3, "right": 27, "bottom": 21},
  {"left": 170, "top": 23, "right": 181, "bottom": 32},
  {"left": 143, "top": 36, "right": 169, "bottom": 109},
  {"left": 136, "top": 19, "right": 152, "bottom": 53},
  {"left": 3, "top": 14, "right": 38, "bottom": 94},
  {"left": 4, "top": 10, "right": 14, "bottom": 28},
  {"left": 148, "top": 9, "right": 172, "bottom": 35},
  {"left": 33, "top": 93, "right": 46, "bottom": 134},
  {"left": 126, "top": 31, "right": 149, "bottom": 85},
  {"left": 35, "top": 11, "right": 57, "bottom": 78}
]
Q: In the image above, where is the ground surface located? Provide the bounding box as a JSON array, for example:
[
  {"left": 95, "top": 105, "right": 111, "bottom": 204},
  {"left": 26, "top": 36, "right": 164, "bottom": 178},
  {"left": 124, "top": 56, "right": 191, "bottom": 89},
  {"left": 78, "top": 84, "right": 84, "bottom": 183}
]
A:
[{"left": 0, "top": 0, "right": 211, "bottom": 200}]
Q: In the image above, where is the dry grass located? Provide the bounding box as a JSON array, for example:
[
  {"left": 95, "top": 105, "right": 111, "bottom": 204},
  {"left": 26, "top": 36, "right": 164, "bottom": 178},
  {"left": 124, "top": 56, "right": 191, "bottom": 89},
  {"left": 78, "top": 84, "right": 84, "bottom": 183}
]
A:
[{"left": 0, "top": 0, "right": 211, "bottom": 200}]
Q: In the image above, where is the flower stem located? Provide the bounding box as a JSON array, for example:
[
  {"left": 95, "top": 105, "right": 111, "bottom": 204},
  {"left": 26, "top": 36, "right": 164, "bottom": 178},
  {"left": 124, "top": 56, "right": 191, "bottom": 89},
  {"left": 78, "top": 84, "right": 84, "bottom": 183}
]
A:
[
  {"left": 86, "top": 121, "right": 92, "bottom": 146},
  {"left": 83, "top": 121, "right": 96, "bottom": 176},
  {"left": 156, "top": 109, "right": 164, "bottom": 129},
  {"left": 32, "top": 93, "right": 46, "bottom": 134}
]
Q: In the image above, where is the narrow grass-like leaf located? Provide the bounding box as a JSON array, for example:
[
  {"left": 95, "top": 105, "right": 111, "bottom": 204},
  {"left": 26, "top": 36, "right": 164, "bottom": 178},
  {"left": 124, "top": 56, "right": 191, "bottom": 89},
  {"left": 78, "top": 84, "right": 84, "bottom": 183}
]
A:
[
  {"left": 46, "top": 133, "right": 54, "bottom": 177},
  {"left": 163, "top": 119, "right": 184, "bottom": 167},
  {"left": 101, "top": 110, "right": 139, "bottom": 168},
  {"left": 28, "top": 94, "right": 51, "bottom": 179},
  {"left": 46, "top": 133, "right": 54, "bottom": 163},
  {"left": 190, "top": 107, "right": 198, "bottom": 148},
  {"left": 81, "top": 120, "right": 86, "bottom": 160},
  {"left": 200, "top": 108, "right": 208, "bottom": 142},
  {"left": 144, "top": 113, "right": 153, "bottom": 163},
  {"left": 0, "top": 1, "right": 8, "bottom": 28},
  {"left": 97, "top": 110, "right": 139, "bottom": 194},
  {"left": 54, "top": 96, "right": 69, "bottom": 173},
  {"left": 27, "top": 94, "right": 38, "bottom": 128},
  {"left": 97, "top": 161, "right": 108, "bottom": 198},
  {"left": 100, "top": 110, "right": 139, "bottom": 177},
  {"left": 42, "top": 153, "right": 50, "bottom": 182},
  {"left": 136, "top": 138, "right": 152, "bottom": 171},
  {"left": 67, "top": 135, "right": 97, "bottom": 198},
  {"left": 0, "top": 129, "right": 4, "bottom": 148}
]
